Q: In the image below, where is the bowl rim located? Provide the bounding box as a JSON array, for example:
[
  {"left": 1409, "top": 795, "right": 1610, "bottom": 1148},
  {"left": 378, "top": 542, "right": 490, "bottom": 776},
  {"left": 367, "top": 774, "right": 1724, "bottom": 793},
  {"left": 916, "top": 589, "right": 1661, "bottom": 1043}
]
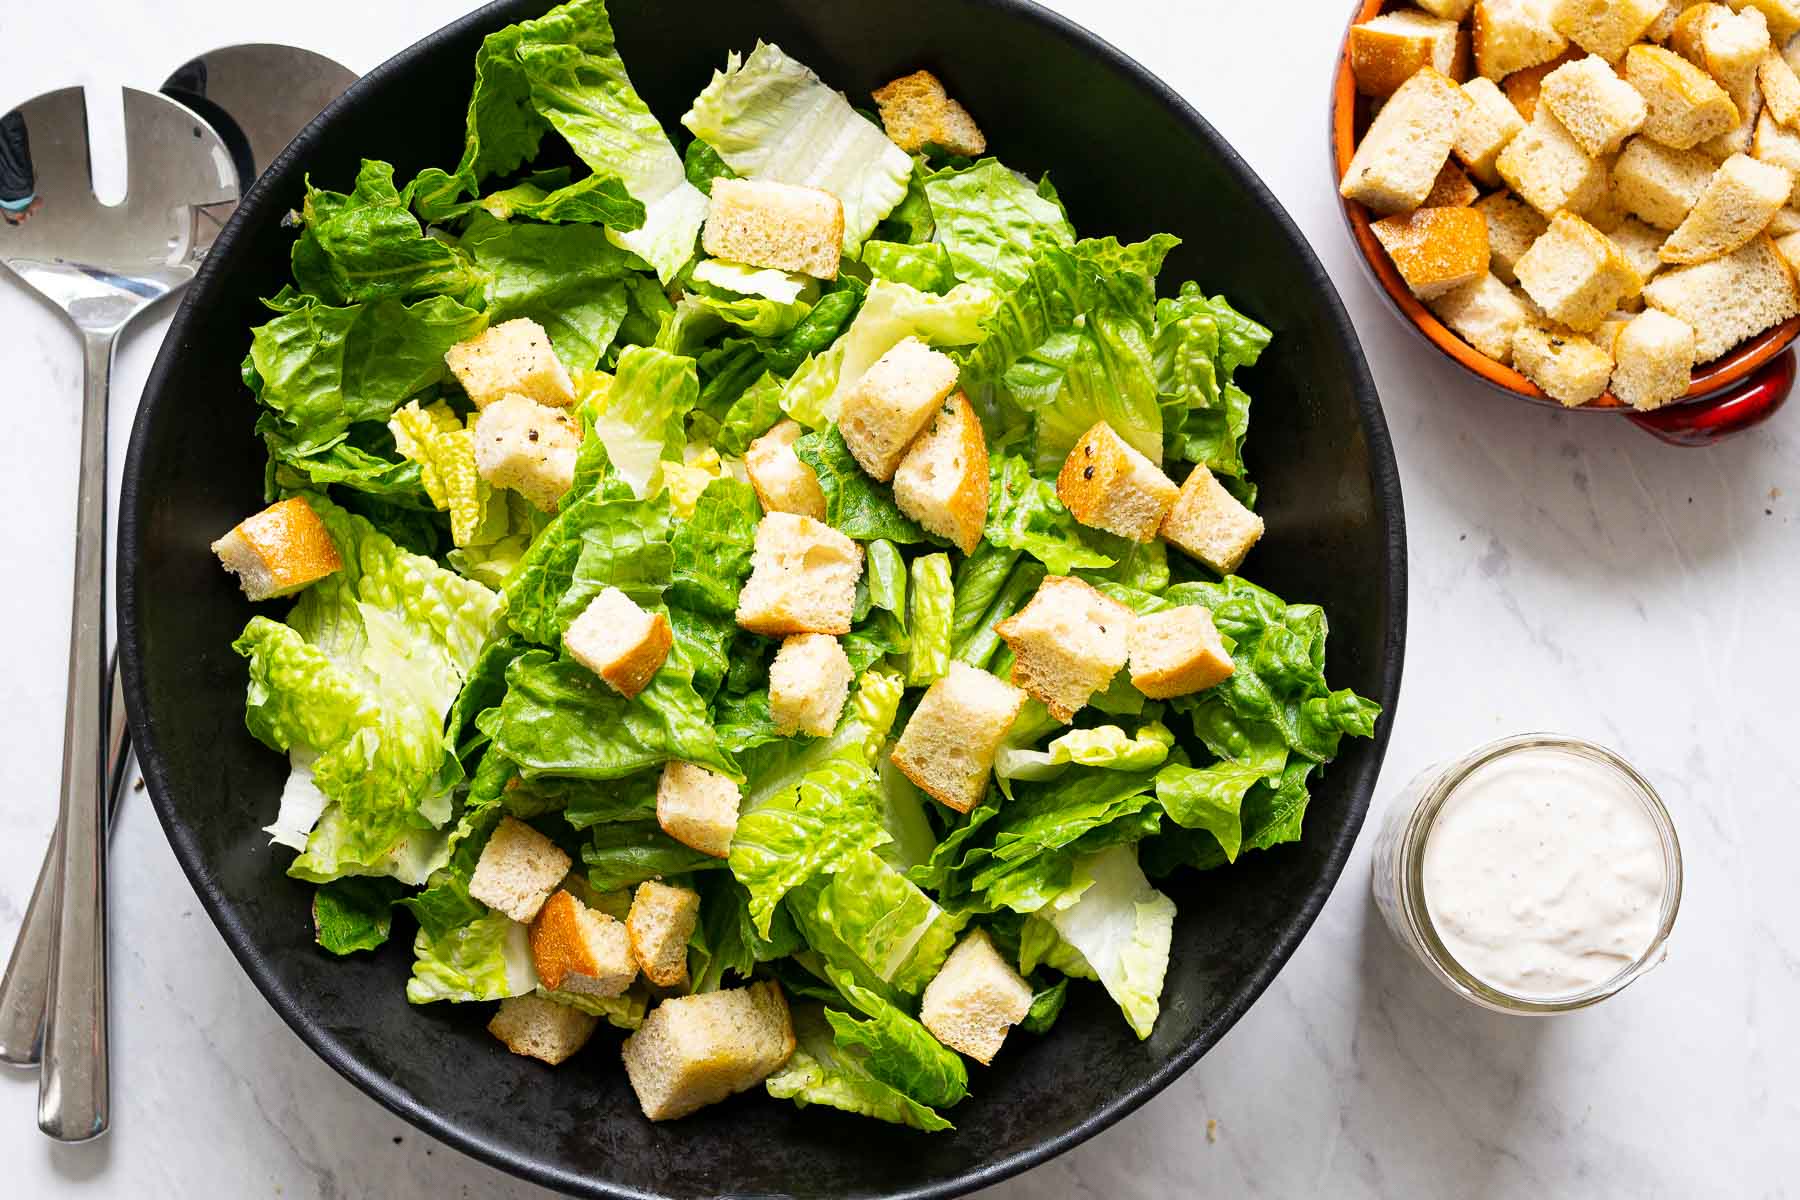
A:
[
  {"left": 118, "top": 1, "right": 1408, "bottom": 1195},
  {"left": 1329, "top": 0, "right": 1800, "bottom": 411}
]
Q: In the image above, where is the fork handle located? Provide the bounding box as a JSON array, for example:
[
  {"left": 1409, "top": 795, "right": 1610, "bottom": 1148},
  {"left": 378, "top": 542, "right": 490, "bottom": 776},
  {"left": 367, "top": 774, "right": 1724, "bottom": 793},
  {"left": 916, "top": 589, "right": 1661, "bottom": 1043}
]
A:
[{"left": 40, "top": 330, "right": 113, "bottom": 1142}]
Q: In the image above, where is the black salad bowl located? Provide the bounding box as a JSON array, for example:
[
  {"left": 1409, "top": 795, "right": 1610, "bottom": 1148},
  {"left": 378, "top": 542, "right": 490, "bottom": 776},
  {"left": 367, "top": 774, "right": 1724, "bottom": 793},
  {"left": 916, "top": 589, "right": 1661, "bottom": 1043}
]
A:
[{"left": 119, "top": 1, "right": 1407, "bottom": 1196}]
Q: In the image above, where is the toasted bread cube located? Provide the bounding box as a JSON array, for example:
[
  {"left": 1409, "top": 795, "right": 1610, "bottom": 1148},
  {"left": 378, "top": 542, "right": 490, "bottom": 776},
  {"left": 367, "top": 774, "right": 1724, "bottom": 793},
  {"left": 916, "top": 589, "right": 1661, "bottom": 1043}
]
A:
[
  {"left": 1753, "top": 109, "right": 1800, "bottom": 200},
  {"left": 565, "top": 588, "right": 673, "bottom": 699},
  {"left": 768, "top": 633, "right": 854, "bottom": 737},
  {"left": 871, "top": 69, "right": 987, "bottom": 156},
  {"left": 1541, "top": 55, "right": 1650, "bottom": 157},
  {"left": 744, "top": 419, "right": 826, "bottom": 521},
  {"left": 1647, "top": 1, "right": 1685, "bottom": 41},
  {"left": 474, "top": 394, "right": 582, "bottom": 513},
  {"left": 1429, "top": 271, "right": 1537, "bottom": 362},
  {"left": 994, "top": 577, "right": 1133, "bottom": 723},
  {"left": 1423, "top": 159, "right": 1480, "bottom": 209},
  {"left": 1128, "top": 606, "right": 1236, "bottom": 699},
  {"left": 735, "top": 512, "right": 864, "bottom": 636},
  {"left": 531, "top": 890, "right": 637, "bottom": 998},
  {"left": 211, "top": 497, "right": 343, "bottom": 602},
  {"left": 655, "top": 762, "right": 741, "bottom": 859},
  {"left": 620, "top": 982, "right": 795, "bottom": 1120},
  {"left": 1583, "top": 179, "right": 1633, "bottom": 234},
  {"left": 1609, "top": 218, "right": 1672, "bottom": 288},
  {"left": 1610, "top": 309, "right": 1698, "bottom": 408},
  {"left": 1055, "top": 420, "right": 1179, "bottom": 543},
  {"left": 488, "top": 993, "right": 599, "bottom": 1066},
  {"left": 1733, "top": 0, "right": 1800, "bottom": 41},
  {"left": 1474, "top": 0, "right": 1571, "bottom": 80},
  {"left": 1660, "top": 152, "right": 1792, "bottom": 262},
  {"left": 445, "top": 318, "right": 576, "bottom": 411},
  {"left": 1455, "top": 77, "right": 1528, "bottom": 185},
  {"left": 1340, "top": 67, "right": 1471, "bottom": 214},
  {"left": 890, "top": 662, "right": 1025, "bottom": 813},
  {"left": 1775, "top": 226, "right": 1800, "bottom": 268},
  {"left": 839, "top": 337, "right": 961, "bottom": 481},
  {"left": 1614, "top": 136, "right": 1720, "bottom": 226},
  {"left": 1550, "top": 0, "right": 1668, "bottom": 60},
  {"left": 1674, "top": 3, "right": 1772, "bottom": 91},
  {"left": 1350, "top": 11, "right": 1468, "bottom": 98},
  {"left": 1503, "top": 49, "right": 1584, "bottom": 121},
  {"left": 1770, "top": 203, "right": 1800, "bottom": 232},
  {"left": 919, "top": 930, "right": 1034, "bottom": 1066},
  {"left": 1644, "top": 234, "right": 1800, "bottom": 358},
  {"left": 1516, "top": 211, "right": 1645, "bottom": 330},
  {"left": 1511, "top": 325, "right": 1615, "bottom": 404},
  {"left": 1476, "top": 192, "right": 1550, "bottom": 283},
  {"left": 893, "top": 390, "right": 989, "bottom": 554},
  {"left": 627, "top": 880, "right": 701, "bottom": 988},
  {"left": 1418, "top": 0, "right": 1476, "bottom": 16},
  {"left": 1161, "top": 465, "right": 1266, "bottom": 576},
  {"left": 1626, "top": 44, "right": 1743, "bottom": 149},
  {"left": 1592, "top": 311, "right": 1635, "bottom": 353},
  {"left": 702, "top": 178, "right": 843, "bottom": 280},
  {"left": 1498, "top": 108, "right": 1608, "bottom": 216},
  {"left": 1760, "top": 50, "right": 1800, "bottom": 124},
  {"left": 469, "top": 816, "right": 571, "bottom": 925},
  {"left": 1370, "top": 206, "right": 1492, "bottom": 299}
]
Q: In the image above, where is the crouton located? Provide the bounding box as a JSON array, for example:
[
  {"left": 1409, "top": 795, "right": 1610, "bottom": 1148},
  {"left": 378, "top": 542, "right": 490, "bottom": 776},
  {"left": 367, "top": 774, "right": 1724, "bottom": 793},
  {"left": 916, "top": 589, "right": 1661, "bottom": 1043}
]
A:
[
  {"left": 469, "top": 816, "right": 571, "bottom": 925},
  {"left": 1660, "top": 152, "right": 1792, "bottom": 261},
  {"left": 488, "top": 993, "right": 598, "bottom": 1066},
  {"left": 1583, "top": 178, "right": 1633, "bottom": 233},
  {"left": 1776, "top": 227, "right": 1800, "bottom": 268},
  {"left": 769, "top": 633, "right": 854, "bottom": 737},
  {"left": 1511, "top": 325, "right": 1616, "bottom": 404},
  {"left": 1127, "top": 605, "right": 1236, "bottom": 699},
  {"left": 1340, "top": 67, "right": 1472, "bottom": 214},
  {"left": 1423, "top": 159, "right": 1482, "bottom": 208},
  {"left": 994, "top": 576, "right": 1133, "bottom": 723},
  {"left": 1350, "top": 11, "right": 1468, "bottom": 98},
  {"left": 1609, "top": 218, "right": 1672, "bottom": 288},
  {"left": 1644, "top": 234, "right": 1800, "bottom": 358},
  {"left": 1626, "top": 44, "right": 1743, "bottom": 149},
  {"left": 871, "top": 69, "right": 987, "bottom": 156},
  {"left": 1673, "top": 3, "right": 1773, "bottom": 93},
  {"left": 890, "top": 662, "right": 1025, "bottom": 813},
  {"left": 1161, "top": 465, "right": 1266, "bottom": 576},
  {"left": 211, "top": 497, "right": 342, "bottom": 602},
  {"left": 838, "top": 337, "right": 961, "bottom": 481},
  {"left": 1503, "top": 49, "right": 1585, "bottom": 121},
  {"left": 1455, "top": 77, "right": 1528, "bottom": 185},
  {"left": 1497, "top": 108, "right": 1608, "bottom": 217},
  {"left": 1515, "top": 211, "right": 1644, "bottom": 330},
  {"left": 1760, "top": 49, "right": 1800, "bottom": 124},
  {"left": 1056, "top": 420, "right": 1179, "bottom": 543},
  {"left": 1370, "top": 206, "right": 1492, "bottom": 299},
  {"left": 1753, "top": 108, "right": 1800, "bottom": 200},
  {"left": 1430, "top": 271, "right": 1538, "bottom": 361},
  {"left": 627, "top": 880, "right": 701, "bottom": 988},
  {"left": 1550, "top": 0, "right": 1668, "bottom": 59},
  {"left": 893, "top": 390, "right": 989, "bottom": 554},
  {"left": 1475, "top": 0, "right": 1572, "bottom": 79},
  {"left": 655, "top": 762, "right": 741, "bottom": 859},
  {"left": 1541, "top": 55, "right": 1650, "bottom": 157},
  {"left": 919, "top": 930, "right": 1034, "bottom": 1067},
  {"left": 620, "top": 982, "right": 795, "bottom": 1120},
  {"left": 1476, "top": 191, "right": 1550, "bottom": 282},
  {"left": 1610, "top": 309, "right": 1698, "bottom": 408},
  {"left": 1419, "top": 0, "right": 1476, "bottom": 18},
  {"left": 474, "top": 394, "right": 582, "bottom": 513},
  {"left": 564, "top": 587, "right": 673, "bottom": 699},
  {"left": 744, "top": 419, "right": 826, "bottom": 521},
  {"left": 702, "top": 178, "right": 843, "bottom": 280},
  {"left": 1648, "top": 1, "right": 1685, "bottom": 42},
  {"left": 1593, "top": 311, "right": 1636, "bottom": 353},
  {"left": 531, "top": 890, "right": 637, "bottom": 998},
  {"left": 1733, "top": 0, "right": 1800, "bottom": 41},
  {"left": 1614, "top": 136, "right": 1720, "bottom": 227},
  {"left": 735, "top": 512, "right": 864, "bottom": 636},
  {"left": 1771, "top": 203, "right": 1800, "bottom": 232},
  {"left": 444, "top": 318, "right": 577, "bottom": 411}
]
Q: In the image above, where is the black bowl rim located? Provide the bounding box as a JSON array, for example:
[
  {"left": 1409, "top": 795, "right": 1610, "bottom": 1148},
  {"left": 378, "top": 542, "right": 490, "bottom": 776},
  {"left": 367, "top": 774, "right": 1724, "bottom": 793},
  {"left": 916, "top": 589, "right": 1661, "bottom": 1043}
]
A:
[{"left": 118, "top": 1, "right": 1409, "bottom": 1196}]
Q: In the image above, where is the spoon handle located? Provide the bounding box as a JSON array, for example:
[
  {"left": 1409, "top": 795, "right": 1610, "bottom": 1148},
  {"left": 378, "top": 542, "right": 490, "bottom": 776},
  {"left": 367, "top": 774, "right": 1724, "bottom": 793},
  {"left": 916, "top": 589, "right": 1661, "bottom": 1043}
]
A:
[
  {"left": 0, "top": 656, "right": 129, "bottom": 1067},
  {"left": 39, "top": 330, "right": 113, "bottom": 1142}
]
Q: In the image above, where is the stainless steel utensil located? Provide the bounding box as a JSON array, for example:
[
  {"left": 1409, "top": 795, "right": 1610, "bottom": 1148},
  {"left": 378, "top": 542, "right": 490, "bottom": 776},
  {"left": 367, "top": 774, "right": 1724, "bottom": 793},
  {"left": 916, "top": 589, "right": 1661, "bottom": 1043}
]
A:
[{"left": 0, "top": 85, "right": 235, "bottom": 1142}]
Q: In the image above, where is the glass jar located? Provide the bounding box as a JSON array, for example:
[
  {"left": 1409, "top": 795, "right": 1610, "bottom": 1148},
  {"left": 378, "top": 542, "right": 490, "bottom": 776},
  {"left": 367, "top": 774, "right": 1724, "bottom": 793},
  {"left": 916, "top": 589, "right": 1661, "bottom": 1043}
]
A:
[{"left": 1371, "top": 734, "right": 1683, "bottom": 1015}]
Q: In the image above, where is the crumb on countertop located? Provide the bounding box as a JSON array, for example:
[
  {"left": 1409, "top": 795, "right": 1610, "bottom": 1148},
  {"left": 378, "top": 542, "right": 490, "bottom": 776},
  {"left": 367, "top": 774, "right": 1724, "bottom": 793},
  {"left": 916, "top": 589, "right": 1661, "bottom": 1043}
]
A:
[{"left": 1207, "top": 1118, "right": 1219, "bottom": 1143}]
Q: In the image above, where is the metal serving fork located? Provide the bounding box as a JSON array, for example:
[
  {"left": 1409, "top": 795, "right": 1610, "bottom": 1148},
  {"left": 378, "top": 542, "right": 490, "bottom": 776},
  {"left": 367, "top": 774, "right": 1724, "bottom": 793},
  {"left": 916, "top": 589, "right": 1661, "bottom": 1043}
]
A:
[{"left": 0, "top": 86, "right": 235, "bottom": 1141}]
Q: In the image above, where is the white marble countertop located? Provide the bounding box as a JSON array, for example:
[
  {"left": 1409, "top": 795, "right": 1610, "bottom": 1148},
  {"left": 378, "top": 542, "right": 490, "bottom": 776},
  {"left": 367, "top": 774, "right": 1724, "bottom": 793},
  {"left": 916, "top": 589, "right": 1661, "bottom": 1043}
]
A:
[{"left": 2, "top": 1, "right": 1796, "bottom": 1196}]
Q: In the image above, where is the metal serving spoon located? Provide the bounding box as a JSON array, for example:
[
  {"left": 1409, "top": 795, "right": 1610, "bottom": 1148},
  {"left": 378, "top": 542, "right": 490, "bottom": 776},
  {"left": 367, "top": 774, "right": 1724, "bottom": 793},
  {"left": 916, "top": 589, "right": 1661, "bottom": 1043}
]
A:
[{"left": 0, "top": 85, "right": 236, "bottom": 1142}]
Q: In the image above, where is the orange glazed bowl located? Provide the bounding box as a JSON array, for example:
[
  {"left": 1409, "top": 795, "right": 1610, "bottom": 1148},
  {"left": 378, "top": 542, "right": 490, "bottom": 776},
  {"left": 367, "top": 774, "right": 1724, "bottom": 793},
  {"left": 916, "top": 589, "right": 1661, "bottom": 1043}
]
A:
[{"left": 1330, "top": 0, "right": 1798, "bottom": 445}]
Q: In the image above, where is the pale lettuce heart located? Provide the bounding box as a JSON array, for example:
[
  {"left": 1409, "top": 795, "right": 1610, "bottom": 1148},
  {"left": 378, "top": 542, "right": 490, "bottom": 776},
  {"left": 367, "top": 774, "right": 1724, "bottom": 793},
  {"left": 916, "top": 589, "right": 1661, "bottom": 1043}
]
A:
[{"left": 1048, "top": 845, "right": 1175, "bottom": 1039}]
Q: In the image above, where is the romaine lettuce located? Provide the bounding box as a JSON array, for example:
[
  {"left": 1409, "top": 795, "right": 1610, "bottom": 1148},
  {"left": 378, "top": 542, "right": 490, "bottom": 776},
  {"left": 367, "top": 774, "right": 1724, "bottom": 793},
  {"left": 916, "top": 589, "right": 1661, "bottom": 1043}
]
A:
[
  {"left": 405, "top": 910, "right": 537, "bottom": 1004},
  {"left": 1046, "top": 846, "right": 1174, "bottom": 1039},
  {"left": 921, "top": 159, "right": 1074, "bottom": 291}
]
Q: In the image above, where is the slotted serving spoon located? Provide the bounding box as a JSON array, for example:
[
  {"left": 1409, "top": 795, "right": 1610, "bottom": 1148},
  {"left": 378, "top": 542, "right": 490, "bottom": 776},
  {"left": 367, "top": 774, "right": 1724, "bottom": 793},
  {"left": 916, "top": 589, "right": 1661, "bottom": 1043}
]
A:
[{"left": 0, "top": 85, "right": 235, "bottom": 1141}]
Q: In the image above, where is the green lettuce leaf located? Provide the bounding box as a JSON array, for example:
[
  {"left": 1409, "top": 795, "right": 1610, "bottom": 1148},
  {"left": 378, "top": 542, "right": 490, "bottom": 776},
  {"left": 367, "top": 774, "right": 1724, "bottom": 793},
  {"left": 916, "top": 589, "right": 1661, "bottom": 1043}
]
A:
[
  {"left": 767, "top": 1005, "right": 954, "bottom": 1131},
  {"left": 582, "top": 819, "right": 726, "bottom": 890},
  {"left": 405, "top": 910, "right": 537, "bottom": 1003},
  {"left": 788, "top": 848, "right": 964, "bottom": 1003},
  {"left": 459, "top": 211, "right": 635, "bottom": 372},
  {"left": 861, "top": 240, "right": 955, "bottom": 293},
  {"left": 312, "top": 877, "right": 405, "bottom": 955},
  {"left": 537, "top": 985, "right": 647, "bottom": 1030},
  {"left": 1045, "top": 845, "right": 1174, "bottom": 1039},
  {"left": 669, "top": 477, "right": 761, "bottom": 617},
  {"left": 823, "top": 280, "right": 999, "bottom": 424},
  {"left": 821, "top": 967, "right": 968, "bottom": 1109},
  {"left": 901, "top": 553, "right": 953, "bottom": 686},
  {"left": 1152, "top": 759, "right": 1263, "bottom": 863},
  {"left": 794, "top": 427, "right": 927, "bottom": 543},
  {"left": 388, "top": 401, "right": 497, "bottom": 547},
  {"left": 997, "top": 721, "right": 1175, "bottom": 782},
  {"left": 920, "top": 159, "right": 1074, "bottom": 291},
  {"left": 984, "top": 453, "right": 1114, "bottom": 575},
  {"left": 592, "top": 345, "right": 699, "bottom": 497},
  {"left": 292, "top": 159, "right": 477, "bottom": 306}
]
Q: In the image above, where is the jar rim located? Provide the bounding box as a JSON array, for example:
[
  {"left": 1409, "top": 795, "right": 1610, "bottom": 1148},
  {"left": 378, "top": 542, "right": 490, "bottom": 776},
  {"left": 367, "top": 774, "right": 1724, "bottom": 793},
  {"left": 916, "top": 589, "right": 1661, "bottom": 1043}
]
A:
[{"left": 1394, "top": 733, "right": 1684, "bottom": 1015}]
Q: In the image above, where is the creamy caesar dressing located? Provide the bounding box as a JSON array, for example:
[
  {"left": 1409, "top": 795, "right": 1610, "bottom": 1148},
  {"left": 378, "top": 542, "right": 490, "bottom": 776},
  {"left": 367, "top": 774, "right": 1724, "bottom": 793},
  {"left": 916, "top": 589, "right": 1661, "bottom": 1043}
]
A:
[{"left": 1420, "top": 746, "right": 1667, "bottom": 1001}]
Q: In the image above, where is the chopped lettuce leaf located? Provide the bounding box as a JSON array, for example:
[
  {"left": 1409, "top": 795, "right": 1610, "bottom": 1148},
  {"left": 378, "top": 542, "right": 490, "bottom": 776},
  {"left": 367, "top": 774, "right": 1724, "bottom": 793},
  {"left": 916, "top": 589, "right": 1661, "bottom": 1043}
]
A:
[
  {"left": 823, "top": 280, "right": 999, "bottom": 423},
  {"left": 537, "top": 984, "right": 647, "bottom": 1029},
  {"left": 388, "top": 401, "right": 495, "bottom": 547},
  {"left": 921, "top": 159, "right": 1075, "bottom": 291},
  {"left": 1046, "top": 846, "right": 1174, "bottom": 1039},
  {"left": 292, "top": 159, "right": 477, "bottom": 306},
  {"left": 767, "top": 1005, "right": 955, "bottom": 1131},
  {"left": 459, "top": 211, "right": 634, "bottom": 372},
  {"left": 405, "top": 910, "right": 538, "bottom": 1004},
  {"left": 794, "top": 427, "right": 927, "bottom": 543},
  {"left": 997, "top": 721, "right": 1175, "bottom": 782},
  {"left": 901, "top": 553, "right": 953, "bottom": 686},
  {"left": 821, "top": 967, "right": 968, "bottom": 1108},
  {"left": 984, "top": 452, "right": 1114, "bottom": 575},
  {"left": 591, "top": 345, "right": 699, "bottom": 498},
  {"left": 692, "top": 258, "right": 813, "bottom": 304}
]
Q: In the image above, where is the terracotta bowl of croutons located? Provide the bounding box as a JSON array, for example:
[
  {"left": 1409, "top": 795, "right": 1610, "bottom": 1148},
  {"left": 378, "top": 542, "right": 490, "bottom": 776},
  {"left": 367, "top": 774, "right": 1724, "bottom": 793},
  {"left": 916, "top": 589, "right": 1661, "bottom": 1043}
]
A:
[{"left": 1333, "top": 0, "right": 1800, "bottom": 445}]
